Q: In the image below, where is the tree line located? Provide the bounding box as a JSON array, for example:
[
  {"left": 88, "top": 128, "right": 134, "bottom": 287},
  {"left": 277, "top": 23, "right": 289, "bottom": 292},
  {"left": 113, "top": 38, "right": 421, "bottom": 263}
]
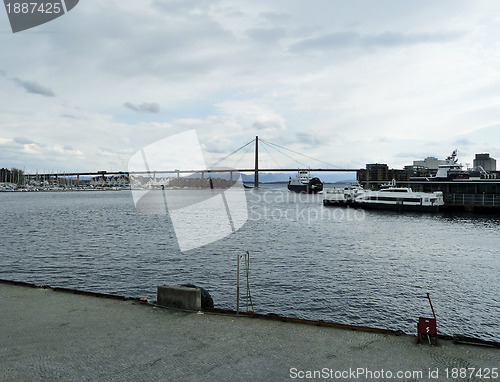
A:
[{"left": 0, "top": 168, "right": 25, "bottom": 184}]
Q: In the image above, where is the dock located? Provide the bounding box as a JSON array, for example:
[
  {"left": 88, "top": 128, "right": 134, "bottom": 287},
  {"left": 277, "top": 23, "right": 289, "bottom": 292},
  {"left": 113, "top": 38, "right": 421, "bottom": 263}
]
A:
[{"left": 1, "top": 281, "right": 498, "bottom": 381}]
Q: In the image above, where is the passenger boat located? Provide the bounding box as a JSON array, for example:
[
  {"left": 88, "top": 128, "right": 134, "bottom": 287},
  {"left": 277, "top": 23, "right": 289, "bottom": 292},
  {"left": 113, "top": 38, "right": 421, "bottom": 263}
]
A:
[
  {"left": 288, "top": 170, "right": 323, "bottom": 193},
  {"left": 323, "top": 180, "right": 444, "bottom": 212},
  {"left": 356, "top": 185, "right": 444, "bottom": 212},
  {"left": 323, "top": 183, "right": 364, "bottom": 206}
]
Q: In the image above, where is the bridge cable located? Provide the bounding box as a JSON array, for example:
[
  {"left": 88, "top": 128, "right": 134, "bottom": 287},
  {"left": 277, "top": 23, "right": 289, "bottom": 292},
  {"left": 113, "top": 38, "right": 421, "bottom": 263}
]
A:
[
  {"left": 209, "top": 138, "right": 255, "bottom": 168},
  {"left": 259, "top": 140, "right": 307, "bottom": 168},
  {"left": 233, "top": 140, "right": 255, "bottom": 168},
  {"left": 260, "top": 138, "right": 339, "bottom": 169},
  {"left": 259, "top": 140, "right": 282, "bottom": 169}
]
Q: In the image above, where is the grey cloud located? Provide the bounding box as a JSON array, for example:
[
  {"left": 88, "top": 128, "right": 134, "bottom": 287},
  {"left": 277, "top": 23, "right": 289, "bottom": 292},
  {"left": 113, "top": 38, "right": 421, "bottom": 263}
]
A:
[
  {"left": 394, "top": 151, "right": 429, "bottom": 159},
  {"left": 289, "top": 30, "right": 463, "bottom": 53},
  {"left": 21, "top": 1, "right": 235, "bottom": 83},
  {"left": 364, "top": 31, "right": 462, "bottom": 46},
  {"left": 295, "top": 133, "right": 325, "bottom": 146},
  {"left": 61, "top": 114, "right": 84, "bottom": 120},
  {"left": 260, "top": 12, "right": 291, "bottom": 23},
  {"left": 246, "top": 27, "right": 286, "bottom": 44},
  {"left": 152, "top": 0, "right": 215, "bottom": 14},
  {"left": 252, "top": 119, "right": 283, "bottom": 130},
  {"left": 13, "top": 137, "right": 36, "bottom": 145},
  {"left": 453, "top": 138, "right": 473, "bottom": 147},
  {"left": 124, "top": 102, "right": 160, "bottom": 114},
  {"left": 203, "top": 139, "right": 233, "bottom": 154},
  {"left": 373, "top": 136, "right": 391, "bottom": 143},
  {"left": 12, "top": 78, "right": 55, "bottom": 97}
]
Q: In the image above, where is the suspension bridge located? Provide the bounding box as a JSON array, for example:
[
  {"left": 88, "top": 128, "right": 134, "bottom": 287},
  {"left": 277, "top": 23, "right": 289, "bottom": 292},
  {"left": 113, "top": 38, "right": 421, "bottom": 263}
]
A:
[{"left": 23, "top": 136, "right": 361, "bottom": 187}]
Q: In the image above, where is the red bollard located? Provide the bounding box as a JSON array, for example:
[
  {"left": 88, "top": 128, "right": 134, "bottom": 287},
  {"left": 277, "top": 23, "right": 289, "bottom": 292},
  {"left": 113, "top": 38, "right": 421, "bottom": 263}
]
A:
[{"left": 417, "top": 293, "right": 438, "bottom": 345}]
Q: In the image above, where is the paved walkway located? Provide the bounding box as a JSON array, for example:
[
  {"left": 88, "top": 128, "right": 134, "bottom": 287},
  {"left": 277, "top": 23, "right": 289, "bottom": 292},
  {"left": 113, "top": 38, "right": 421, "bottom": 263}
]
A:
[{"left": 0, "top": 282, "right": 498, "bottom": 381}]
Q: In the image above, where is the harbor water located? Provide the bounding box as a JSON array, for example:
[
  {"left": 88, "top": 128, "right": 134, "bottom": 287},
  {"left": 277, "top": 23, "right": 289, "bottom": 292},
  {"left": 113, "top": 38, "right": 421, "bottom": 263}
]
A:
[{"left": 1, "top": 185, "right": 499, "bottom": 342}]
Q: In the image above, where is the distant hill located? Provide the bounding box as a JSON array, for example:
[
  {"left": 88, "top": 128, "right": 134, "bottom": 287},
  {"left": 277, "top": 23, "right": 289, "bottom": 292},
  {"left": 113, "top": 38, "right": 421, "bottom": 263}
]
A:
[
  {"left": 158, "top": 171, "right": 356, "bottom": 184},
  {"left": 241, "top": 172, "right": 356, "bottom": 184}
]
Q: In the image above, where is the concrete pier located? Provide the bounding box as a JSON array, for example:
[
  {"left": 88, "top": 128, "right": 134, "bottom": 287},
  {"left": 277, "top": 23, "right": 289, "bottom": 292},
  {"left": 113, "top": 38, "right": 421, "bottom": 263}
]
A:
[{"left": 0, "top": 282, "right": 498, "bottom": 381}]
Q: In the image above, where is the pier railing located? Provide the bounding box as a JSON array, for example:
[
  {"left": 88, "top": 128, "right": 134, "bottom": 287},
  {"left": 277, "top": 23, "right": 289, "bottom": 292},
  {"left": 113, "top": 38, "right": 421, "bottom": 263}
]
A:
[{"left": 445, "top": 193, "right": 500, "bottom": 207}]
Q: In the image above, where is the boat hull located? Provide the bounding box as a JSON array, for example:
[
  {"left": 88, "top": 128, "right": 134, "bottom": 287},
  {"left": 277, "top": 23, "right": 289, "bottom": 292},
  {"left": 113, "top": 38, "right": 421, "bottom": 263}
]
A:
[
  {"left": 323, "top": 184, "right": 443, "bottom": 212},
  {"left": 323, "top": 199, "right": 353, "bottom": 207},
  {"left": 288, "top": 184, "right": 322, "bottom": 193},
  {"left": 351, "top": 202, "right": 440, "bottom": 212},
  {"left": 323, "top": 199, "right": 440, "bottom": 212}
]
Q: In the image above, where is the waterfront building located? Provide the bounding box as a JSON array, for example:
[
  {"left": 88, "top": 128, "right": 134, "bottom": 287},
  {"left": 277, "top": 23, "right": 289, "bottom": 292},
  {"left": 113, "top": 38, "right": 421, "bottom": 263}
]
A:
[
  {"left": 366, "top": 163, "right": 388, "bottom": 182},
  {"left": 473, "top": 153, "right": 496, "bottom": 172},
  {"left": 413, "top": 156, "right": 447, "bottom": 171},
  {"left": 354, "top": 151, "right": 500, "bottom": 211},
  {"left": 357, "top": 164, "right": 411, "bottom": 188}
]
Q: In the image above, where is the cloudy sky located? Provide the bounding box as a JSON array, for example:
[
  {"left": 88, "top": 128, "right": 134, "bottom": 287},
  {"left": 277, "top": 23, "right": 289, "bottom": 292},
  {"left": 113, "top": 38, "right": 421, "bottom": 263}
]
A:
[{"left": 1, "top": 0, "right": 500, "bottom": 173}]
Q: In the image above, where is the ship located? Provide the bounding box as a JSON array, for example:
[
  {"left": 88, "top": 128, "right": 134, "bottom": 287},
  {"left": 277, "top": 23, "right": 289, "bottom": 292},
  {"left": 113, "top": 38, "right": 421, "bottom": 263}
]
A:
[
  {"left": 288, "top": 170, "right": 323, "bottom": 193},
  {"left": 323, "top": 183, "right": 364, "bottom": 206},
  {"left": 324, "top": 180, "right": 444, "bottom": 212},
  {"left": 355, "top": 185, "right": 444, "bottom": 212},
  {"left": 411, "top": 150, "right": 491, "bottom": 181}
]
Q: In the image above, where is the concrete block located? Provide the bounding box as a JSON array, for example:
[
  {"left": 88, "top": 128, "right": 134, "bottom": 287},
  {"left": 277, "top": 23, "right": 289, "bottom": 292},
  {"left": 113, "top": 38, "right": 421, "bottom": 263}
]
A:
[{"left": 157, "top": 285, "right": 202, "bottom": 311}]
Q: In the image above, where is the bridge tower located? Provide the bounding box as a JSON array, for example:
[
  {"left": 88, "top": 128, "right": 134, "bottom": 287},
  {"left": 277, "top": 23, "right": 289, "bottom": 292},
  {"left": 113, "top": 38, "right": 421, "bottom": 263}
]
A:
[{"left": 254, "top": 136, "right": 259, "bottom": 188}]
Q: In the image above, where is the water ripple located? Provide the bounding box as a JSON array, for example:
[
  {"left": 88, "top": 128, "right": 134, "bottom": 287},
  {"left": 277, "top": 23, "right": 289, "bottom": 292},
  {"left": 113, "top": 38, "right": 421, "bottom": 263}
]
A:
[{"left": 0, "top": 188, "right": 499, "bottom": 341}]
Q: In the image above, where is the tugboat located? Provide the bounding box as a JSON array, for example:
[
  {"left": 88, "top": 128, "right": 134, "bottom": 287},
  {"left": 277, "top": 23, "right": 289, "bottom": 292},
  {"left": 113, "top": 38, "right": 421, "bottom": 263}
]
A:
[{"left": 288, "top": 170, "right": 323, "bottom": 193}]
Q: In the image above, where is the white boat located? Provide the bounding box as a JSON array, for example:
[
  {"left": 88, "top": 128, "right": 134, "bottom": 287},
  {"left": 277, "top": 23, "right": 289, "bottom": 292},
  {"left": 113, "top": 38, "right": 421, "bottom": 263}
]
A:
[
  {"left": 412, "top": 150, "right": 489, "bottom": 181},
  {"left": 323, "top": 183, "right": 364, "bottom": 206},
  {"left": 434, "top": 150, "right": 465, "bottom": 179},
  {"left": 324, "top": 180, "right": 444, "bottom": 212},
  {"left": 356, "top": 182, "right": 444, "bottom": 212},
  {"left": 288, "top": 170, "right": 323, "bottom": 193}
]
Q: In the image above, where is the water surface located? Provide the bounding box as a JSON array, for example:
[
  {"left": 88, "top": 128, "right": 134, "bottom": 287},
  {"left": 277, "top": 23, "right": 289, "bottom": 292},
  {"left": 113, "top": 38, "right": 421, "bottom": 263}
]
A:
[{"left": 1, "top": 186, "right": 499, "bottom": 341}]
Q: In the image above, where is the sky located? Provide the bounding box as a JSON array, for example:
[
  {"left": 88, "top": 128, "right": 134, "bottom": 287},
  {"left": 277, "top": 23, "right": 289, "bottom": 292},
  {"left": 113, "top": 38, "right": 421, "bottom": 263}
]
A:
[{"left": 1, "top": 0, "right": 500, "bottom": 173}]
